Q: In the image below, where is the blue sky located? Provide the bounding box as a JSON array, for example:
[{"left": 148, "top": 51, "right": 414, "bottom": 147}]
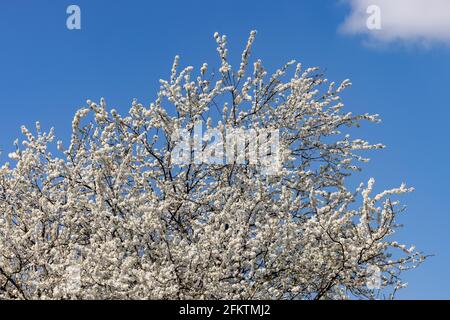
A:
[{"left": 0, "top": 0, "right": 449, "bottom": 299}]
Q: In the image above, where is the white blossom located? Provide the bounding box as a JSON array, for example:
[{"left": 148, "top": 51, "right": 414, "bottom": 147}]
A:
[{"left": 0, "top": 31, "right": 425, "bottom": 300}]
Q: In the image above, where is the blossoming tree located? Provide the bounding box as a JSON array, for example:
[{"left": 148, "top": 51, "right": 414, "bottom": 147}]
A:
[{"left": 0, "top": 31, "right": 425, "bottom": 299}]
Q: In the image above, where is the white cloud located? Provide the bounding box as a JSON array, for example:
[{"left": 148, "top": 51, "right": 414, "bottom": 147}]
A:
[{"left": 340, "top": 0, "right": 450, "bottom": 46}]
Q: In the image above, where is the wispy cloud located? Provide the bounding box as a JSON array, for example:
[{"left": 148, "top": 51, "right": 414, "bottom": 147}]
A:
[{"left": 340, "top": 0, "right": 450, "bottom": 46}]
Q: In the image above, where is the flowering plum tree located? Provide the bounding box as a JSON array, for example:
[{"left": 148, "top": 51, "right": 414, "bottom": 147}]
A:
[{"left": 0, "top": 31, "right": 425, "bottom": 299}]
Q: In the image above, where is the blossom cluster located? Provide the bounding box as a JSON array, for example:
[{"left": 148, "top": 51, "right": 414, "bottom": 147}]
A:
[{"left": 0, "top": 31, "right": 424, "bottom": 299}]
